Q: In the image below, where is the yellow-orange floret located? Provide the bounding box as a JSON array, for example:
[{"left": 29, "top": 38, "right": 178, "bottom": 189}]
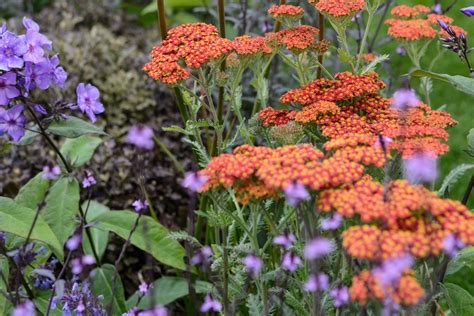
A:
[
  {"left": 350, "top": 270, "right": 424, "bottom": 306},
  {"left": 258, "top": 107, "right": 297, "bottom": 127},
  {"left": 311, "top": 0, "right": 366, "bottom": 17},
  {"left": 342, "top": 225, "right": 382, "bottom": 260},
  {"left": 293, "top": 101, "right": 340, "bottom": 123},
  {"left": 266, "top": 25, "right": 320, "bottom": 52},
  {"left": 280, "top": 72, "right": 385, "bottom": 105},
  {"left": 232, "top": 35, "right": 272, "bottom": 56},
  {"left": 268, "top": 4, "right": 304, "bottom": 19}
]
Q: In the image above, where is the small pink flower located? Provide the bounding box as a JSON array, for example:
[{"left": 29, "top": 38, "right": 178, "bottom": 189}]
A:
[
  {"left": 139, "top": 282, "right": 153, "bottom": 294},
  {"left": 304, "top": 237, "right": 333, "bottom": 260},
  {"left": 200, "top": 294, "right": 222, "bottom": 313},
  {"left": 132, "top": 199, "right": 148, "bottom": 212},
  {"left": 243, "top": 254, "right": 263, "bottom": 277},
  {"left": 181, "top": 172, "right": 208, "bottom": 192},
  {"left": 42, "top": 165, "right": 61, "bottom": 180},
  {"left": 66, "top": 234, "right": 81, "bottom": 251},
  {"left": 330, "top": 286, "right": 350, "bottom": 307},
  {"left": 282, "top": 252, "right": 302, "bottom": 272},
  {"left": 391, "top": 89, "right": 419, "bottom": 110},
  {"left": 321, "top": 213, "right": 342, "bottom": 231},
  {"left": 126, "top": 125, "right": 154, "bottom": 150},
  {"left": 273, "top": 232, "right": 296, "bottom": 249},
  {"left": 304, "top": 273, "right": 329, "bottom": 292},
  {"left": 284, "top": 182, "right": 310, "bottom": 207},
  {"left": 403, "top": 152, "right": 437, "bottom": 184}
]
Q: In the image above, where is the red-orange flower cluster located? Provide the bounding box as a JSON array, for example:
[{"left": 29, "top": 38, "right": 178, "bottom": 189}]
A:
[
  {"left": 280, "top": 72, "right": 385, "bottom": 105},
  {"left": 268, "top": 4, "right": 304, "bottom": 20},
  {"left": 310, "top": 0, "right": 366, "bottom": 17},
  {"left": 350, "top": 270, "right": 424, "bottom": 306},
  {"left": 200, "top": 144, "right": 365, "bottom": 204},
  {"left": 232, "top": 35, "right": 272, "bottom": 57},
  {"left": 144, "top": 23, "right": 233, "bottom": 84},
  {"left": 318, "top": 177, "right": 474, "bottom": 260},
  {"left": 386, "top": 5, "right": 466, "bottom": 41},
  {"left": 266, "top": 25, "right": 320, "bottom": 53}
]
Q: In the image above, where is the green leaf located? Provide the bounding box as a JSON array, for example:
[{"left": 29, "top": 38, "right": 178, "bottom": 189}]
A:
[
  {"left": 33, "top": 290, "right": 62, "bottom": 316},
  {"left": 42, "top": 177, "right": 80, "bottom": 248},
  {"left": 94, "top": 211, "right": 186, "bottom": 270},
  {"left": 441, "top": 283, "right": 474, "bottom": 316},
  {"left": 0, "top": 143, "right": 13, "bottom": 155},
  {"left": 47, "top": 117, "right": 107, "bottom": 138},
  {"left": 0, "top": 197, "right": 63, "bottom": 261},
  {"left": 126, "top": 276, "right": 212, "bottom": 308},
  {"left": 82, "top": 201, "right": 109, "bottom": 261},
  {"left": 411, "top": 70, "right": 474, "bottom": 96},
  {"left": 0, "top": 256, "right": 10, "bottom": 315},
  {"left": 60, "top": 135, "right": 102, "bottom": 168},
  {"left": 90, "top": 264, "right": 127, "bottom": 314},
  {"left": 15, "top": 172, "right": 50, "bottom": 210},
  {"left": 445, "top": 247, "right": 474, "bottom": 296},
  {"left": 438, "top": 164, "right": 474, "bottom": 196},
  {"left": 468, "top": 128, "right": 474, "bottom": 149}
]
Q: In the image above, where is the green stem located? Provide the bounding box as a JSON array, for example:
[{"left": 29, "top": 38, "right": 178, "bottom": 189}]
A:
[{"left": 355, "top": 2, "right": 380, "bottom": 71}]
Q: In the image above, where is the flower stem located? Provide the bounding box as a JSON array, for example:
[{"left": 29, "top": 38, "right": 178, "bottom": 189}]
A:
[{"left": 317, "top": 13, "right": 325, "bottom": 79}]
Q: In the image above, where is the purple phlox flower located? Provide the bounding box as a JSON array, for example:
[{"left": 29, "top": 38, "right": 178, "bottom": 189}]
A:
[
  {"left": 0, "top": 71, "right": 20, "bottom": 106},
  {"left": 200, "top": 294, "right": 222, "bottom": 313},
  {"left": 273, "top": 231, "right": 296, "bottom": 249},
  {"left": 284, "top": 182, "right": 310, "bottom": 207},
  {"left": 140, "top": 305, "right": 168, "bottom": 316},
  {"left": 330, "top": 286, "right": 350, "bottom": 307},
  {"left": 373, "top": 136, "right": 393, "bottom": 150},
  {"left": 0, "top": 32, "right": 27, "bottom": 71},
  {"left": 191, "top": 246, "right": 213, "bottom": 266},
  {"left": 126, "top": 125, "right": 154, "bottom": 150},
  {"left": 443, "top": 234, "right": 465, "bottom": 257},
  {"left": 243, "top": 254, "right": 263, "bottom": 277},
  {"left": 461, "top": 6, "right": 474, "bottom": 17},
  {"left": 71, "top": 255, "right": 95, "bottom": 274},
  {"left": 12, "top": 300, "right": 35, "bottom": 316},
  {"left": 66, "top": 234, "right": 82, "bottom": 251},
  {"left": 42, "top": 165, "right": 61, "bottom": 180},
  {"left": 23, "top": 55, "right": 67, "bottom": 91},
  {"left": 124, "top": 307, "right": 139, "bottom": 316},
  {"left": 391, "top": 88, "right": 419, "bottom": 110},
  {"left": 395, "top": 46, "right": 406, "bottom": 56},
  {"left": 281, "top": 252, "right": 302, "bottom": 272},
  {"left": 181, "top": 171, "right": 208, "bottom": 192},
  {"left": 33, "top": 103, "right": 47, "bottom": 115},
  {"left": 321, "top": 213, "right": 342, "bottom": 231},
  {"left": 23, "top": 17, "right": 40, "bottom": 32},
  {"left": 50, "top": 55, "right": 67, "bottom": 88},
  {"left": 139, "top": 282, "right": 153, "bottom": 294},
  {"left": 76, "top": 300, "right": 86, "bottom": 312},
  {"left": 76, "top": 83, "right": 104, "bottom": 123},
  {"left": 82, "top": 170, "right": 96, "bottom": 188},
  {"left": 373, "top": 254, "right": 414, "bottom": 287},
  {"left": 403, "top": 151, "right": 437, "bottom": 184},
  {"left": 304, "top": 237, "right": 334, "bottom": 260},
  {"left": 132, "top": 199, "right": 148, "bottom": 212},
  {"left": 432, "top": 4, "right": 442, "bottom": 14},
  {"left": 22, "top": 25, "right": 52, "bottom": 63},
  {"left": 304, "top": 273, "right": 329, "bottom": 292},
  {"left": 0, "top": 104, "right": 26, "bottom": 141}
]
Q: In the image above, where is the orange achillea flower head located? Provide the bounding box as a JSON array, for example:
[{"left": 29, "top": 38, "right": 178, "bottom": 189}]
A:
[
  {"left": 200, "top": 144, "right": 365, "bottom": 204},
  {"left": 268, "top": 4, "right": 304, "bottom": 20},
  {"left": 386, "top": 19, "right": 437, "bottom": 41},
  {"left": 232, "top": 35, "right": 272, "bottom": 57},
  {"left": 311, "top": 0, "right": 366, "bottom": 17},
  {"left": 391, "top": 5, "right": 430, "bottom": 18},
  {"left": 350, "top": 270, "right": 424, "bottom": 306},
  {"left": 427, "top": 13, "right": 454, "bottom": 25},
  {"left": 144, "top": 23, "right": 233, "bottom": 84},
  {"left": 293, "top": 101, "right": 341, "bottom": 123},
  {"left": 266, "top": 25, "right": 320, "bottom": 53},
  {"left": 280, "top": 72, "right": 385, "bottom": 105},
  {"left": 258, "top": 107, "right": 297, "bottom": 127},
  {"left": 321, "top": 177, "right": 474, "bottom": 260}
]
